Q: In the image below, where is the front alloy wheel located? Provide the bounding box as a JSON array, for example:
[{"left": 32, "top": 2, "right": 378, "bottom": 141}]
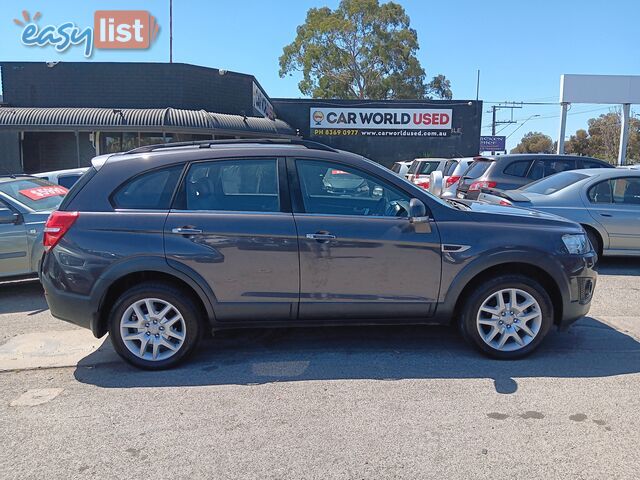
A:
[
  {"left": 459, "top": 274, "right": 553, "bottom": 359},
  {"left": 476, "top": 288, "right": 542, "bottom": 352}
]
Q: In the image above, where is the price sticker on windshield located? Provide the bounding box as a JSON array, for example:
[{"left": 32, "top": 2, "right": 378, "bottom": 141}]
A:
[{"left": 18, "top": 186, "right": 68, "bottom": 200}]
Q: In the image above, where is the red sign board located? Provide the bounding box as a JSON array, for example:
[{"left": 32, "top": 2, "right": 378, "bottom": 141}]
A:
[{"left": 19, "top": 186, "right": 68, "bottom": 200}]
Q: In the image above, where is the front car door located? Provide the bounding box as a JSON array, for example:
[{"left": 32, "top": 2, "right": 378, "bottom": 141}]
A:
[
  {"left": 164, "top": 157, "right": 299, "bottom": 322},
  {"left": 586, "top": 176, "right": 640, "bottom": 253},
  {"left": 289, "top": 158, "right": 441, "bottom": 320},
  {"left": 0, "top": 198, "right": 29, "bottom": 278}
]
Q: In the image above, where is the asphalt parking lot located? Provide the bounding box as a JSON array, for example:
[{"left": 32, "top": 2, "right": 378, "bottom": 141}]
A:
[{"left": 1, "top": 258, "right": 639, "bottom": 479}]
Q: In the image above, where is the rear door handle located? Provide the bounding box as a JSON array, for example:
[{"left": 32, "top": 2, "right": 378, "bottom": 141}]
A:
[
  {"left": 599, "top": 213, "right": 613, "bottom": 217},
  {"left": 172, "top": 227, "right": 203, "bottom": 235},
  {"left": 305, "top": 233, "right": 336, "bottom": 240}
]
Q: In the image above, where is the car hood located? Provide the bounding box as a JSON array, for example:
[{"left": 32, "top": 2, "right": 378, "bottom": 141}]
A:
[{"left": 466, "top": 200, "right": 578, "bottom": 225}]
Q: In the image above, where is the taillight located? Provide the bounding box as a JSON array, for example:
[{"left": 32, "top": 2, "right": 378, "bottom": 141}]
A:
[
  {"left": 44, "top": 211, "right": 79, "bottom": 250},
  {"left": 416, "top": 180, "right": 430, "bottom": 189},
  {"left": 469, "top": 181, "right": 497, "bottom": 192},
  {"left": 445, "top": 175, "right": 460, "bottom": 187}
]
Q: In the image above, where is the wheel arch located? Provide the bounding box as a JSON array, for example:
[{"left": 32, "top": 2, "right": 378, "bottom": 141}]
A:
[
  {"left": 580, "top": 223, "right": 604, "bottom": 256},
  {"left": 91, "top": 258, "right": 216, "bottom": 337}
]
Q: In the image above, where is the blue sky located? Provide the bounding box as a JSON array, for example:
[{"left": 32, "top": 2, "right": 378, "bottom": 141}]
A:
[{"left": 0, "top": 0, "right": 638, "bottom": 150}]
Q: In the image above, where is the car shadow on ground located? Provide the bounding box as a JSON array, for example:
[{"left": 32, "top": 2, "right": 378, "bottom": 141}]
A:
[
  {"left": 74, "top": 316, "right": 640, "bottom": 394},
  {"left": 0, "top": 279, "right": 48, "bottom": 315}
]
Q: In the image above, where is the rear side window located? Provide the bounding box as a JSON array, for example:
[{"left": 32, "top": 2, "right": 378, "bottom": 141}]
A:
[
  {"left": 180, "top": 159, "right": 279, "bottom": 212},
  {"left": 528, "top": 158, "right": 577, "bottom": 180},
  {"left": 391, "top": 163, "right": 401, "bottom": 173},
  {"left": 464, "top": 160, "right": 493, "bottom": 178},
  {"left": 503, "top": 161, "right": 531, "bottom": 177},
  {"left": 583, "top": 160, "right": 611, "bottom": 169},
  {"left": 444, "top": 160, "right": 458, "bottom": 176},
  {"left": 112, "top": 165, "right": 183, "bottom": 210},
  {"left": 588, "top": 180, "right": 613, "bottom": 204}
]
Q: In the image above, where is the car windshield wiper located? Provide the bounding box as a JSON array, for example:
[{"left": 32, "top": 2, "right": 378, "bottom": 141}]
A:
[{"left": 445, "top": 198, "right": 470, "bottom": 210}]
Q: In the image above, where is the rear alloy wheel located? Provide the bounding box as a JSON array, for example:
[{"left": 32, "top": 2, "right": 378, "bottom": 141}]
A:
[
  {"left": 460, "top": 275, "right": 553, "bottom": 359},
  {"left": 109, "top": 283, "right": 201, "bottom": 369}
]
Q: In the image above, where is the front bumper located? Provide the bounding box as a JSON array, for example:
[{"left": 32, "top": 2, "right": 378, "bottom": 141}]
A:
[{"left": 557, "top": 251, "right": 598, "bottom": 330}]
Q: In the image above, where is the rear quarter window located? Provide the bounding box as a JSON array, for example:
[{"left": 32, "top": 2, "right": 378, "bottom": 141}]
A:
[
  {"left": 503, "top": 161, "right": 531, "bottom": 177},
  {"left": 111, "top": 165, "right": 184, "bottom": 210}
]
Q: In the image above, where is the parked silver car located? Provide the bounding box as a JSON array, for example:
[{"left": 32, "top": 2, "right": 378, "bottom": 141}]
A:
[
  {"left": 0, "top": 175, "right": 67, "bottom": 279},
  {"left": 478, "top": 168, "right": 640, "bottom": 257}
]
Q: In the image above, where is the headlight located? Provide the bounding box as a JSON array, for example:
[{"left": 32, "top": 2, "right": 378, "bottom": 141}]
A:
[{"left": 562, "top": 234, "right": 589, "bottom": 254}]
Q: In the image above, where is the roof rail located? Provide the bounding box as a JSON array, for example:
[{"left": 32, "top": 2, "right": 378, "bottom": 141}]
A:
[{"left": 124, "top": 138, "right": 338, "bottom": 155}]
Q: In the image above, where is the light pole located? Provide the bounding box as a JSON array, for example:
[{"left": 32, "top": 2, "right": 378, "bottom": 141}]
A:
[{"left": 169, "top": 0, "right": 173, "bottom": 63}]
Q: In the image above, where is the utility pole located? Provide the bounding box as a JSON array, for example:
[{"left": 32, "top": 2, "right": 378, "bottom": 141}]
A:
[
  {"left": 169, "top": 0, "right": 173, "bottom": 63},
  {"left": 488, "top": 103, "right": 522, "bottom": 154}
]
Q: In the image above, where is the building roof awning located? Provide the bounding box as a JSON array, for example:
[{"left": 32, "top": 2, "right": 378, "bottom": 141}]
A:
[{"left": 0, "top": 107, "right": 295, "bottom": 137}]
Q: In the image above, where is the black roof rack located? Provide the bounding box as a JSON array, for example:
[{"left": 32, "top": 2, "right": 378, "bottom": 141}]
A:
[{"left": 125, "top": 138, "right": 338, "bottom": 155}]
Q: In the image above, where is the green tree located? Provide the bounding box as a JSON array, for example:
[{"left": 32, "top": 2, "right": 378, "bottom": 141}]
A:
[
  {"left": 510, "top": 132, "right": 554, "bottom": 154},
  {"left": 563, "top": 111, "right": 640, "bottom": 163},
  {"left": 279, "top": 0, "right": 451, "bottom": 99}
]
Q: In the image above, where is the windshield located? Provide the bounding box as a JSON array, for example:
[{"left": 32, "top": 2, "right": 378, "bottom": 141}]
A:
[
  {"left": 522, "top": 171, "right": 589, "bottom": 195},
  {"left": 463, "top": 160, "right": 494, "bottom": 179},
  {"left": 0, "top": 178, "right": 67, "bottom": 211}
]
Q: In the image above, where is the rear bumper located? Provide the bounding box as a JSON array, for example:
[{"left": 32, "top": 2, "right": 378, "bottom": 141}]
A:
[
  {"left": 557, "top": 251, "right": 598, "bottom": 330},
  {"left": 41, "top": 266, "right": 102, "bottom": 337}
]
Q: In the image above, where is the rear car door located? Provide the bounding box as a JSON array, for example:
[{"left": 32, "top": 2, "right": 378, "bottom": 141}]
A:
[
  {"left": 290, "top": 158, "right": 441, "bottom": 320},
  {"left": 586, "top": 176, "right": 640, "bottom": 251},
  {"left": 164, "top": 157, "right": 299, "bottom": 322},
  {"left": 0, "top": 198, "right": 29, "bottom": 277}
]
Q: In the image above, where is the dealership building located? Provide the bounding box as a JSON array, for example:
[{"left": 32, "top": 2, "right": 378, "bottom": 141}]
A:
[{"left": 0, "top": 62, "right": 482, "bottom": 173}]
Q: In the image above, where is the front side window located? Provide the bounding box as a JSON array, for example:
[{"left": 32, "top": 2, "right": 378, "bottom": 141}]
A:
[
  {"left": 112, "top": 165, "right": 183, "bottom": 210},
  {"left": 611, "top": 177, "right": 640, "bottom": 204},
  {"left": 296, "top": 160, "right": 411, "bottom": 217},
  {"left": 182, "top": 159, "right": 279, "bottom": 212}
]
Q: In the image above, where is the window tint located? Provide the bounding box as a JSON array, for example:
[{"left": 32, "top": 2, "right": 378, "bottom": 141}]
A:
[
  {"left": 464, "top": 160, "right": 493, "bottom": 179},
  {"left": 612, "top": 177, "right": 640, "bottom": 204},
  {"left": 58, "top": 175, "right": 81, "bottom": 189},
  {"left": 444, "top": 160, "right": 458, "bottom": 176},
  {"left": 528, "top": 158, "right": 577, "bottom": 180},
  {"left": 503, "top": 161, "right": 531, "bottom": 177},
  {"left": 183, "top": 159, "right": 279, "bottom": 212},
  {"left": 112, "top": 165, "right": 183, "bottom": 209},
  {"left": 523, "top": 171, "right": 588, "bottom": 195},
  {"left": 297, "top": 160, "right": 411, "bottom": 217},
  {"left": 588, "top": 180, "right": 613, "bottom": 204},
  {"left": 583, "top": 160, "right": 610, "bottom": 169}
]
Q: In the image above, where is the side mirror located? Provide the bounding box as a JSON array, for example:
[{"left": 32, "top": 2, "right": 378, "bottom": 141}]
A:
[
  {"left": 0, "top": 207, "right": 19, "bottom": 225},
  {"left": 408, "top": 198, "right": 430, "bottom": 232},
  {"left": 428, "top": 170, "right": 444, "bottom": 197}
]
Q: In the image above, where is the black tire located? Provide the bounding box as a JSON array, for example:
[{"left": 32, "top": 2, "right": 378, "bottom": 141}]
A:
[
  {"left": 585, "top": 227, "right": 602, "bottom": 259},
  {"left": 459, "top": 274, "right": 554, "bottom": 360},
  {"left": 108, "top": 282, "right": 202, "bottom": 370}
]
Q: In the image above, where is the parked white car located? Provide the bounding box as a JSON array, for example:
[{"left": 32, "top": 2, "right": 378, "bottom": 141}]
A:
[
  {"left": 406, "top": 158, "right": 448, "bottom": 187},
  {"left": 34, "top": 167, "right": 89, "bottom": 189},
  {"left": 391, "top": 161, "right": 413, "bottom": 178},
  {"left": 441, "top": 158, "right": 475, "bottom": 198}
]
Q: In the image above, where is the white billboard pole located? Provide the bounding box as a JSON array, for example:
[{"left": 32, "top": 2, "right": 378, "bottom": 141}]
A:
[
  {"left": 557, "top": 102, "right": 568, "bottom": 154},
  {"left": 618, "top": 103, "right": 631, "bottom": 166}
]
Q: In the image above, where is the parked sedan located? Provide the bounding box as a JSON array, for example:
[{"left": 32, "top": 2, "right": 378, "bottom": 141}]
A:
[
  {"left": 0, "top": 175, "right": 67, "bottom": 279},
  {"left": 457, "top": 154, "right": 613, "bottom": 200},
  {"left": 477, "top": 168, "right": 640, "bottom": 257}
]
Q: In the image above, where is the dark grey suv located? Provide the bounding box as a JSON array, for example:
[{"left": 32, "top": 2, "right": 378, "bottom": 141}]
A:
[
  {"left": 41, "top": 139, "right": 597, "bottom": 369},
  {"left": 456, "top": 154, "right": 613, "bottom": 200}
]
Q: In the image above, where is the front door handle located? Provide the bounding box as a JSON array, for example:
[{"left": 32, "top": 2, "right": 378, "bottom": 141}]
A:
[
  {"left": 172, "top": 227, "right": 203, "bottom": 235},
  {"left": 305, "top": 233, "right": 336, "bottom": 240},
  {"left": 599, "top": 213, "right": 613, "bottom": 217}
]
